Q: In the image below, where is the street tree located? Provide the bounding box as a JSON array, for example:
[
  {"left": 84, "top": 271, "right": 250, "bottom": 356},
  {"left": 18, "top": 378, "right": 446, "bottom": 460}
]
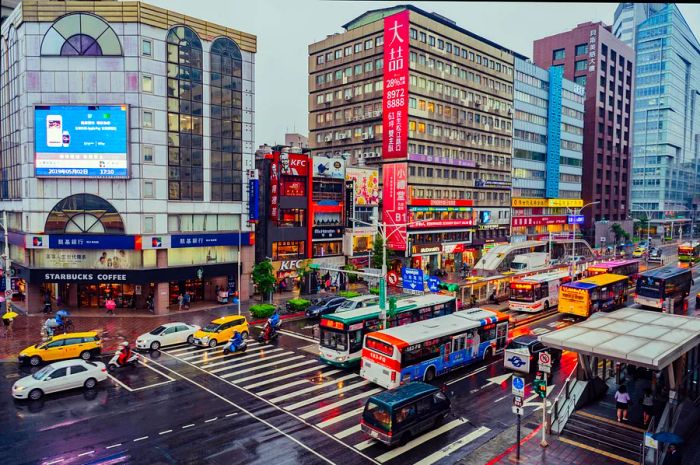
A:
[
  {"left": 252, "top": 259, "right": 276, "bottom": 303},
  {"left": 371, "top": 233, "right": 389, "bottom": 269}
]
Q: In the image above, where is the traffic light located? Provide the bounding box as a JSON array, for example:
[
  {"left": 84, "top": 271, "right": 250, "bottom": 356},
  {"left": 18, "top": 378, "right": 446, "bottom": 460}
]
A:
[
  {"left": 387, "top": 297, "right": 397, "bottom": 318},
  {"left": 533, "top": 375, "right": 547, "bottom": 399}
]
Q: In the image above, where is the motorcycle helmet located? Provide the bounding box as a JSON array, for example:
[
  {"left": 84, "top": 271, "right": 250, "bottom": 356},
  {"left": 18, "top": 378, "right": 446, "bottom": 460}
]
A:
[{"left": 120, "top": 341, "right": 130, "bottom": 348}]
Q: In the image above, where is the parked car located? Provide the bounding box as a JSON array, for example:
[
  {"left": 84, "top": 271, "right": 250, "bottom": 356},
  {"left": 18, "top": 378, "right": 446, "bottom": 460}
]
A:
[
  {"left": 335, "top": 295, "right": 380, "bottom": 312},
  {"left": 12, "top": 359, "right": 108, "bottom": 400},
  {"left": 306, "top": 296, "right": 347, "bottom": 318},
  {"left": 136, "top": 322, "right": 200, "bottom": 351},
  {"left": 504, "top": 335, "right": 562, "bottom": 374},
  {"left": 18, "top": 332, "right": 102, "bottom": 367}
]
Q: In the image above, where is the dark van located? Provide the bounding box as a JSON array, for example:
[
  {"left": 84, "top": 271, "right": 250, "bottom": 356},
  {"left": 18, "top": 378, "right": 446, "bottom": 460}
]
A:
[{"left": 360, "top": 382, "right": 450, "bottom": 446}]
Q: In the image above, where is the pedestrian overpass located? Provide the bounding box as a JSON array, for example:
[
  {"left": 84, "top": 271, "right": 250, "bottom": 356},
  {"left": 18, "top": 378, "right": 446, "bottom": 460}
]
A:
[
  {"left": 540, "top": 308, "right": 700, "bottom": 464},
  {"left": 474, "top": 239, "right": 595, "bottom": 276}
]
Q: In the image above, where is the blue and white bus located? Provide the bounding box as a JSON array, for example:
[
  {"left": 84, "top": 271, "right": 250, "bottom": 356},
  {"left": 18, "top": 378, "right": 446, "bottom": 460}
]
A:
[{"left": 360, "top": 308, "right": 509, "bottom": 389}]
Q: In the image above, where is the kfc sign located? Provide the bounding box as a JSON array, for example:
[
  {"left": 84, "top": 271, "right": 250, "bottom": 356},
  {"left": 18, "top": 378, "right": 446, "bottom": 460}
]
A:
[
  {"left": 279, "top": 152, "right": 309, "bottom": 176},
  {"left": 382, "top": 10, "right": 410, "bottom": 160}
]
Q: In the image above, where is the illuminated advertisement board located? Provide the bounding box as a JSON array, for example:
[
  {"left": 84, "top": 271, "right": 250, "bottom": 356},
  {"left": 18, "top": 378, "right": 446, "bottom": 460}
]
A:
[
  {"left": 382, "top": 10, "right": 410, "bottom": 159},
  {"left": 35, "top": 105, "right": 129, "bottom": 178},
  {"left": 346, "top": 167, "right": 380, "bottom": 206},
  {"left": 383, "top": 162, "right": 408, "bottom": 250}
]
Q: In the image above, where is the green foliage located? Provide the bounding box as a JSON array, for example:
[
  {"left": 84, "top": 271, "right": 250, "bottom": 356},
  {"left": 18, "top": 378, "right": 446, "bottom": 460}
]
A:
[
  {"left": 249, "top": 304, "right": 276, "bottom": 319},
  {"left": 287, "top": 298, "right": 310, "bottom": 311},
  {"left": 369, "top": 287, "right": 380, "bottom": 295},
  {"left": 611, "top": 223, "right": 631, "bottom": 243},
  {"left": 338, "top": 290, "right": 361, "bottom": 298},
  {"left": 252, "top": 260, "right": 276, "bottom": 302},
  {"left": 342, "top": 264, "right": 359, "bottom": 283}
]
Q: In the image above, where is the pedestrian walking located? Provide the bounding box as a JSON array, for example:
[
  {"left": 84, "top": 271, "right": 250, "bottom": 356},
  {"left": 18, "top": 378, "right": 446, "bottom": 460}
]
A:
[
  {"left": 614, "top": 384, "right": 631, "bottom": 422},
  {"left": 105, "top": 298, "right": 117, "bottom": 315},
  {"left": 183, "top": 291, "right": 191, "bottom": 310},
  {"left": 665, "top": 445, "right": 683, "bottom": 465},
  {"left": 177, "top": 293, "right": 184, "bottom": 311},
  {"left": 2, "top": 316, "right": 13, "bottom": 338},
  {"left": 641, "top": 388, "right": 654, "bottom": 427}
]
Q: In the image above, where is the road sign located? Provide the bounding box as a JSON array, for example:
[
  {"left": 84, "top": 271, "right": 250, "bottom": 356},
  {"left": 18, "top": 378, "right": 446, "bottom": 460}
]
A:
[
  {"left": 427, "top": 277, "right": 441, "bottom": 292},
  {"left": 4, "top": 289, "right": 12, "bottom": 297},
  {"left": 513, "top": 396, "right": 523, "bottom": 407},
  {"left": 539, "top": 363, "right": 551, "bottom": 374},
  {"left": 512, "top": 375, "right": 525, "bottom": 397},
  {"left": 401, "top": 267, "right": 424, "bottom": 291},
  {"left": 387, "top": 271, "right": 399, "bottom": 286},
  {"left": 504, "top": 348, "right": 530, "bottom": 374},
  {"left": 512, "top": 406, "right": 524, "bottom": 416}
]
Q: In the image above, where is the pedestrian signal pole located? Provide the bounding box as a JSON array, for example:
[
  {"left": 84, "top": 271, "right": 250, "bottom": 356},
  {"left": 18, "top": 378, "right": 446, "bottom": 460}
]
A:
[{"left": 534, "top": 371, "right": 548, "bottom": 447}]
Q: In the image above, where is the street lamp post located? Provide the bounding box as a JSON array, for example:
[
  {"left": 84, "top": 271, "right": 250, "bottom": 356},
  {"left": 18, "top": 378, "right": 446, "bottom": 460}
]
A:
[
  {"left": 567, "top": 201, "right": 599, "bottom": 280},
  {"left": 1, "top": 211, "right": 11, "bottom": 312}
]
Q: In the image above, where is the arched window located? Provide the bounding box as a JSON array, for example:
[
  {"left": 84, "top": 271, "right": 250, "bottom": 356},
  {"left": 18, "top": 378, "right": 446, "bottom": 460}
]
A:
[
  {"left": 166, "top": 26, "right": 204, "bottom": 201},
  {"left": 210, "top": 37, "right": 243, "bottom": 201},
  {"left": 41, "top": 13, "right": 122, "bottom": 56},
  {"left": 45, "top": 194, "right": 125, "bottom": 234}
]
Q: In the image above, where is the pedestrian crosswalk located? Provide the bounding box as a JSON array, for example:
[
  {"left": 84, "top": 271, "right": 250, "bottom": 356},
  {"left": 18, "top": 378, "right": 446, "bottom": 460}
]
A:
[{"left": 158, "top": 340, "right": 490, "bottom": 464}]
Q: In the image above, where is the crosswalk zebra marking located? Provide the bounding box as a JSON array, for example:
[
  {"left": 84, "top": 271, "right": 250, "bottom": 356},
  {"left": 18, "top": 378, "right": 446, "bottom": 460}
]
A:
[
  {"left": 334, "top": 424, "right": 361, "bottom": 439},
  {"left": 354, "top": 439, "right": 375, "bottom": 451},
  {"left": 317, "top": 406, "right": 365, "bottom": 429},
  {"left": 269, "top": 373, "right": 358, "bottom": 404},
  {"left": 412, "top": 426, "right": 490, "bottom": 465},
  {"left": 180, "top": 348, "right": 224, "bottom": 361},
  {"left": 220, "top": 355, "right": 306, "bottom": 378},
  {"left": 284, "top": 380, "right": 370, "bottom": 411},
  {"left": 255, "top": 369, "right": 342, "bottom": 396},
  {"left": 299, "top": 389, "right": 382, "bottom": 420},
  {"left": 209, "top": 352, "right": 292, "bottom": 374},
  {"left": 161, "top": 345, "right": 194, "bottom": 355},
  {"left": 373, "top": 418, "right": 468, "bottom": 463},
  {"left": 235, "top": 360, "right": 320, "bottom": 386},
  {"left": 194, "top": 348, "right": 284, "bottom": 368}
]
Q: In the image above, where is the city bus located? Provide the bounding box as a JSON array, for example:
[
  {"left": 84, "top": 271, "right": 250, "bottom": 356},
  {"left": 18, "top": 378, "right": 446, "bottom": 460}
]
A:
[
  {"left": 585, "top": 259, "right": 640, "bottom": 283},
  {"left": 634, "top": 266, "right": 692, "bottom": 311},
  {"left": 359, "top": 308, "right": 509, "bottom": 389},
  {"left": 678, "top": 242, "right": 700, "bottom": 264},
  {"left": 508, "top": 270, "right": 571, "bottom": 313},
  {"left": 558, "top": 274, "right": 629, "bottom": 318},
  {"left": 319, "top": 294, "right": 457, "bottom": 368}
]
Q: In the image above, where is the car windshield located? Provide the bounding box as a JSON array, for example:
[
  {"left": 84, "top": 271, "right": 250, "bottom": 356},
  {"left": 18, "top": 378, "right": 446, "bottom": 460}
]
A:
[
  {"left": 507, "top": 340, "right": 531, "bottom": 352},
  {"left": 32, "top": 366, "right": 53, "bottom": 380},
  {"left": 337, "top": 300, "right": 356, "bottom": 310},
  {"left": 149, "top": 326, "right": 167, "bottom": 335},
  {"left": 510, "top": 262, "right": 527, "bottom": 270},
  {"left": 202, "top": 323, "right": 221, "bottom": 332}
]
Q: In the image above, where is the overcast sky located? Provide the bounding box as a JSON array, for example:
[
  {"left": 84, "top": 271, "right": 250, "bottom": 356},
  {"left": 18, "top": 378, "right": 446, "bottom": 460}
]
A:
[{"left": 144, "top": 0, "right": 700, "bottom": 148}]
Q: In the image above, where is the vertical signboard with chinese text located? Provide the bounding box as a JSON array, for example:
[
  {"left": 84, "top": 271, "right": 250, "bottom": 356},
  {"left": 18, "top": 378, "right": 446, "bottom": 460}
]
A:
[
  {"left": 248, "top": 169, "right": 259, "bottom": 223},
  {"left": 270, "top": 153, "right": 279, "bottom": 223},
  {"left": 383, "top": 163, "right": 408, "bottom": 250},
  {"left": 382, "top": 10, "right": 410, "bottom": 160}
]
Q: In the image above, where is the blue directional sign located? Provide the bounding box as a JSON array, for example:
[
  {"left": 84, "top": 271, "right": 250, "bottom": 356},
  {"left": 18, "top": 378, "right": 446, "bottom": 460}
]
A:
[
  {"left": 512, "top": 375, "right": 525, "bottom": 397},
  {"left": 567, "top": 215, "right": 585, "bottom": 225},
  {"left": 427, "top": 277, "right": 441, "bottom": 292},
  {"left": 401, "top": 267, "right": 424, "bottom": 291}
]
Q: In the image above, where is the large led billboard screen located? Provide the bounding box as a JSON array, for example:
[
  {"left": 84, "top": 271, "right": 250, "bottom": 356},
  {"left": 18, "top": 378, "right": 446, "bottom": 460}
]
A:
[{"left": 35, "top": 105, "right": 129, "bottom": 178}]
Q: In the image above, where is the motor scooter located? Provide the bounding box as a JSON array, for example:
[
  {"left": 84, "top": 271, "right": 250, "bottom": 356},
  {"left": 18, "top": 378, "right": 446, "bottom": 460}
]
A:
[
  {"left": 258, "top": 321, "right": 280, "bottom": 344},
  {"left": 108, "top": 346, "right": 139, "bottom": 372},
  {"left": 222, "top": 337, "right": 247, "bottom": 355}
]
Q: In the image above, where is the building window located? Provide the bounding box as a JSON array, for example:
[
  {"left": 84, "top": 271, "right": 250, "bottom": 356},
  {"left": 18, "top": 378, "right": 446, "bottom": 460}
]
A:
[
  {"left": 143, "top": 180, "right": 154, "bottom": 198},
  {"left": 575, "top": 43, "right": 588, "bottom": 56},
  {"left": 40, "top": 13, "right": 122, "bottom": 56},
  {"left": 210, "top": 37, "right": 243, "bottom": 202},
  {"left": 552, "top": 48, "right": 565, "bottom": 60},
  {"left": 166, "top": 26, "right": 204, "bottom": 201},
  {"left": 574, "top": 75, "right": 587, "bottom": 86},
  {"left": 316, "top": 54, "right": 324, "bottom": 65},
  {"left": 144, "top": 216, "right": 155, "bottom": 234},
  {"left": 272, "top": 241, "right": 305, "bottom": 260},
  {"left": 143, "top": 145, "right": 154, "bottom": 163},
  {"left": 143, "top": 110, "right": 154, "bottom": 128},
  {"left": 142, "top": 39, "right": 152, "bottom": 57},
  {"left": 279, "top": 209, "right": 306, "bottom": 228},
  {"left": 142, "top": 74, "right": 153, "bottom": 93},
  {"left": 574, "top": 60, "right": 587, "bottom": 71},
  {"left": 313, "top": 241, "right": 342, "bottom": 257}
]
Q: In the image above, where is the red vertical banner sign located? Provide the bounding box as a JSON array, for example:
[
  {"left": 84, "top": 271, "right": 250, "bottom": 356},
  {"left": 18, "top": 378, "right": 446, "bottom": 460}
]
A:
[
  {"left": 270, "top": 152, "right": 280, "bottom": 224},
  {"left": 382, "top": 10, "right": 410, "bottom": 160},
  {"left": 383, "top": 162, "right": 408, "bottom": 250}
]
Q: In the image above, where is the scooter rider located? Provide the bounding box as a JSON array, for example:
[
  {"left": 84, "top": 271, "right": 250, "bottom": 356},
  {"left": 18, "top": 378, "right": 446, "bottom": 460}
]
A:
[
  {"left": 229, "top": 331, "right": 243, "bottom": 352},
  {"left": 118, "top": 341, "right": 132, "bottom": 366}
]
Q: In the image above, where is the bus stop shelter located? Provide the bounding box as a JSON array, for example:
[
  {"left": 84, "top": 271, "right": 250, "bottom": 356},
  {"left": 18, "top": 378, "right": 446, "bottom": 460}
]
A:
[{"left": 540, "top": 307, "right": 700, "bottom": 422}]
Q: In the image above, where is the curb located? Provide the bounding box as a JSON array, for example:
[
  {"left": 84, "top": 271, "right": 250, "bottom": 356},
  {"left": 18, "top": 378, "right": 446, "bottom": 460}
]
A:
[{"left": 250, "top": 311, "right": 307, "bottom": 326}]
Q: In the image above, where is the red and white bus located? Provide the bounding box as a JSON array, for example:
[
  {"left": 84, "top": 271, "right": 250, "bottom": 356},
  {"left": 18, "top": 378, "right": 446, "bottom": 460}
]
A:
[
  {"left": 360, "top": 308, "right": 509, "bottom": 389},
  {"left": 508, "top": 270, "right": 571, "bottom": 313}
]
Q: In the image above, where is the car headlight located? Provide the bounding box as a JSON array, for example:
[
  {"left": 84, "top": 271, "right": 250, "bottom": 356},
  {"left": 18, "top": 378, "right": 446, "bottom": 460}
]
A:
[
  {"left": 14, "top": 386, "right": 25, "bottom": 391},
  {"left": 336, "top": 355, "right": 347, "bottom": 362},
  {"left": 201, "top": 336, "right": 209, "bottom": 342}
]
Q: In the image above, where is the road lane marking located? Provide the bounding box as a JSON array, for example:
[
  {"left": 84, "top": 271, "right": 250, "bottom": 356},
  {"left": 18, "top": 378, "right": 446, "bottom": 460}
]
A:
[
  {"left": 269, "top": 373, "right": 358, "bottom": 403},
  {"left": 445, "top": 361, "right": 501, "bottom": 386},
  {"left": 158, "top": 430, "right": 172, "bottom": 435},
  {"left": 558, "top": 437, "right": 638, "bottom": 465},
  {"left": 284, "top": 380, "right": 370, "bottom": 411},
  {"left": 237, "top": 361, "right": 324, "bottom": 387},
  {"left": 161, "top": 345, "right": 195, "bottom": 355},
  {"left": 317, "top": 406, "right": 364, "bottom": 429},
  {"left": 204, "top": 417, "right": 218, "bottom": 423},
  {"left": 44, "top": 460, "right": 64, "bottom": 465},
  {"left": 189, "top": 345, "right": 264, "bottom": 365},
  {"left": 299, "top": 389, "right": 382, "bottom": 420},
  {"left": 255, "top": 369, "right": 342, "bottom": 395},
  {"left": 493, "top": 395, "right": 508, "bottom": 403},
  {"left": 412, "top": 426, "right": 491, "bottom": 465},
  {"left": 198, "top": 348, "right": 285, "bottom": 369},
  {"left": 105, "top": 443, "right": 122, "bottom": 449},
  {"left": 131, "top": 380, "right": 175, "bottom": 392},
  {"left": 107, "top": 374, "right": 135, "bottom": 392},
  {"left": 152, "top": 353, "right": 352, "bottom": 465},
  {"left": 180, "top": 349, "right": 224, "bottom": 361},
  {"left": 133, "top": 436, "right": 148, "bottom": 442},
  {"left": 374, "top": 418, "right": 468, "bottom": 463},
  {"left": 225, "top": 413, "right": 238, "bottom": 417},
  {"left": 354, "top": 439, "right": 375, "bottom": 451},
  {"left": 219, "top": 355, "right": 305, "bottom": 378},
  {"left": 209, "top": 351, "right": 293, "bottom": 374},
  {"left": 182, "top": 424, "right": 195, "bottom": 429},
  {"left": 335, "top": 425, "right": 361, "bottom": 439},
  {"left": 276, "top": 329, "right": 318, "bottom": 343},
  {"left": 77, "top": 451, "right": 95, "bottom": 457}
]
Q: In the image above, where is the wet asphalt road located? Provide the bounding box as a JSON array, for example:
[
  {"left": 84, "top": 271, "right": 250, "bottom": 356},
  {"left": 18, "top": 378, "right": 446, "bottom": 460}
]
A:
[{"left": 1, "top": 251, "right": 697, "bottom": 465}]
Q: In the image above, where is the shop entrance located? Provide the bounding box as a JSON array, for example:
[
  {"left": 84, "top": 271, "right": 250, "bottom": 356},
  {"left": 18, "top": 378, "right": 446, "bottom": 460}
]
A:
[
  {"left": 169, "top": 279, "right": 204, "bottom": 304},
  {"left": 74, "top": 284, "right": 138, "bottom": 309}
]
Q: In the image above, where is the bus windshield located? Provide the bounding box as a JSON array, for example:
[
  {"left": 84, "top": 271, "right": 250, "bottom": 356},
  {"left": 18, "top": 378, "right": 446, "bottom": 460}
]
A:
[
  {"left": 637, "top": 277, "right": 662, "bottom": 298},
  {"left": 320, "top": 327, "right": 348, "bottom": 352},
  {"left": 510, "top": 284, "right": 535, "bottom": 302}
]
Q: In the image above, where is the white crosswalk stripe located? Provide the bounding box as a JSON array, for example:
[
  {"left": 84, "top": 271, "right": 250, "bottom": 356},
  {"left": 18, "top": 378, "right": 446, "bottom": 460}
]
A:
[
  {"left": 220, "top": 355, "right": 306, "bottom": 378},
  {"left": 316, "top": 406, "right": 364, "bottom": 429},
  {"left": 269, "top": 373, "right": 358, "bottom": 404},
  {"left": 255, "top": 369, "right": 342, "bottom": 396},
  {"left": 235, "top": 360, "right": 320, "bottom": 386},
  {"left": 209, "top": 351, "right": 292, "bottom": 374},
  {"left": 372, "top": 418, "right": 468, "bottom": 463},
  {"left": 299, "top": 388, "right": 382, "bottom": 420},
  {"left": 412, "top": 426, "right": 490, "bottom": 465},
  {"left": 161, "top": 345, "right": 195, "bottom": 355},
  {"left": 334, "top": 424, "right": 361, "bottom": 439},
  {"left": 180, "top": 348, "right": 224, "bottom": 360},
  {"left": 194, "top": 348, "right": 284, "bottom": 368},
  {"left": 284, "top": 380, "right": 370, "bottom": 411}
]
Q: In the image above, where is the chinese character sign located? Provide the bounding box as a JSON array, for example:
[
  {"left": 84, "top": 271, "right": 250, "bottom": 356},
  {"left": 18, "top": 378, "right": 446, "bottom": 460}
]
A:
[
  {"left": 270, "top": 153, "right": 280, "bottom": 223},
  {"left": 383, "top": 162, "right": 408, "bottom": 250},
  {"left": 588, "top": 29, "right": 597, "bottom": 72},
  {"left": 382, "top": 10, "right": 410, "bottom": 160}
]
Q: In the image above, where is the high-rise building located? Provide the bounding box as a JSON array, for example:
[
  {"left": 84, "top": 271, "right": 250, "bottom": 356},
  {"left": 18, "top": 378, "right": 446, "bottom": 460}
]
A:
[
  {"left": 511, "top": 58, "right": 586, "bottom": 243},
  {"left": 0, "top": 0, "right": 257, "bottom": 313},
  {"left": 308, "top": 5, "right": 522, "bottom": 272},
  {"left": 615, "top": 4, "right": 700, "bottom": 239},
  {"left": 534, "top": 22, "right": 635, "bottom": 246},
  {"left": 613, "top": 3, "right": 667, "bottom": 50}
]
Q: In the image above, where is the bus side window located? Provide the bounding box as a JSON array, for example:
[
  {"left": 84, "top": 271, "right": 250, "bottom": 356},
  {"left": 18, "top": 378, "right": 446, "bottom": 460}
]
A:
[
  {"left": 395, "top": 404, "right": 417, "bottom": 425},
  {"left": 416, "top": 397, "right": 433, "bottom": 415}
]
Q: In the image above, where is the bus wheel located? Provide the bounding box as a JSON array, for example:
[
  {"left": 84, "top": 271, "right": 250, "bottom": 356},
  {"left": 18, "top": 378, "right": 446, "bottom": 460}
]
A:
[{"left": 424, "top": 367, "right": 436, "bottom": 383}]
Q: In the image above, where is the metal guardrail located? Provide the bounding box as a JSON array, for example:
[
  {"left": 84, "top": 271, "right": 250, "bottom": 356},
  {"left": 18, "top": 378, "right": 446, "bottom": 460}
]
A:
[{"left": 548, "top": 362, "right": 580, "bottom": 434}]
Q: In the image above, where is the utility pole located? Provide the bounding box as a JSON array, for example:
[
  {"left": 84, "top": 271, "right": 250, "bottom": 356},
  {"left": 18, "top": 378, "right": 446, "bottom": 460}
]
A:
[{"left": 2, "top": 211, "right": 11, "bottom": 312}]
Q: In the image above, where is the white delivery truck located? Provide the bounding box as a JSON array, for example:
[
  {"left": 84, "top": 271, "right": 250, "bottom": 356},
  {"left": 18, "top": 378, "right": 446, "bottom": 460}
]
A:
[{"left": 509, "top": 252, "right": 550, "bottom": 273}]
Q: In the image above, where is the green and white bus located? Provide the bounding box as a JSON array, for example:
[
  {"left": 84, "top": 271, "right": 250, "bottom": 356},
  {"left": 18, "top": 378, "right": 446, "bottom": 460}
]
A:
[{"left": 319, "top": 294, "right": 457, "bottom": 368}]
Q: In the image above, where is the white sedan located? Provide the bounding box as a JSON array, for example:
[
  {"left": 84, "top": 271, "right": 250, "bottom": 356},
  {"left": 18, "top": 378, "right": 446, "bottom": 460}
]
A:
[
  {"left": 135, "top": 322, "right": 199, "bottom": 351},
  {"left": 12, "top": 359, "right": 108, "bottom": 400}
]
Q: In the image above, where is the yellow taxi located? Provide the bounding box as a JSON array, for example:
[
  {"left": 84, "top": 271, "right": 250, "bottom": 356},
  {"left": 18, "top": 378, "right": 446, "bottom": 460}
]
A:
[
  {"left": 19, "top": 332, "right": 102, "bottom": 367},
  {"left": 632, "top": 248, "right": 646, "bottom": 258},
  {"left": 191, "top": 315, "right": 248, "bottom": 348}
]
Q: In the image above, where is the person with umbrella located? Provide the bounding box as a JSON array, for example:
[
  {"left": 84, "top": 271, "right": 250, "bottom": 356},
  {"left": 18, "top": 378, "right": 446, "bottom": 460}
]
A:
[
  {"left": 2, "top": 310, "right": 17, "bottom": 338},
  {"left": 105, "top": 297, "right": 117, "bottom": 315}
]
